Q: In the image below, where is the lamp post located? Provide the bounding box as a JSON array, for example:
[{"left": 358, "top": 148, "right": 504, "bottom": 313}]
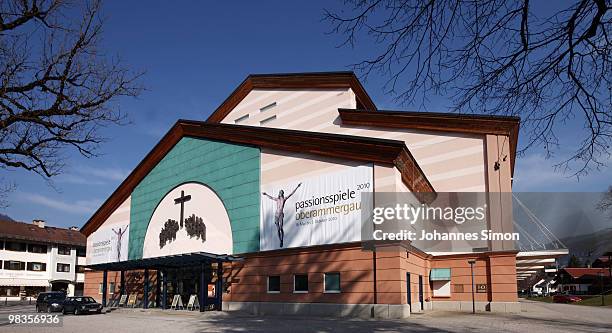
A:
[
  {"left": 468, "top": 260, "right": 476, "bottom": 314},
  {"left": 599, "top": 271, "right": 605, "bottom": 306}
]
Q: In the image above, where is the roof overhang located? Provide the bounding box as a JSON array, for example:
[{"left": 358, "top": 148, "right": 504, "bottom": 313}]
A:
[
  {"left": 85, "top": 251, "right": 241, "bottom": 271},
  {"left": 338, "top": 109, "right": 520, "bottom": 176},
  {"left": 206, "top": 72, "right": 377, "bottom": 123},
  {"left": 80, "top": 121, "right": 434, "bottom": 236}
]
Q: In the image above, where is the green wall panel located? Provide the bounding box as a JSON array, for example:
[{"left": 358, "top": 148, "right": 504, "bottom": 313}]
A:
[{"left": 128, "top": 137, "right": 260, "bottom": 259}]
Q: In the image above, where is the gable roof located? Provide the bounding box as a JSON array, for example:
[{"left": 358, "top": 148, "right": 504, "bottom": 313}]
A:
[
  {"left": 338, "top": 109, "right": 520, "bottom": 175},
  {"left": 205, "top": 71, "right": 377, "bottom": 123},
  {"left": 0, "top": 219, "right": 86, "bottom": 247},
  {"left": 80, "top": 120, "right": 434, "bottom": 236}
]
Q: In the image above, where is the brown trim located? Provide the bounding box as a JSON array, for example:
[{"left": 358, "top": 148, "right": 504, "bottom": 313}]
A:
[
  {"left": 206, "top": 72, "right": 377, "bottom": 123},
  {"left": 338, "top": 109, "right": 520, "bottom": 175},
  {"left": 430, "top": 250, "right": 519, "bottom": 261},
  {"left": 80, "top": 121, "right": 433, "bottom": 236}
]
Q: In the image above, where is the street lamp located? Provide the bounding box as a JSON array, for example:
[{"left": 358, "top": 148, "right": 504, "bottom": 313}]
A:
[
  {"left": 468, "top": 260, "right": 476, "bottom": 314},
  {"left": 599, "top": 271, "right": 605, "bottom": 306}
]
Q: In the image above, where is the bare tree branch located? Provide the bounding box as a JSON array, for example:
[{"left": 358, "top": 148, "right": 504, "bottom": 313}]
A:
[
  {"left": 0, "top": 0, "right": 143, "bottom": 185},
  {"left": 326, "top": 0, "right": 611, "bottom": 177}
]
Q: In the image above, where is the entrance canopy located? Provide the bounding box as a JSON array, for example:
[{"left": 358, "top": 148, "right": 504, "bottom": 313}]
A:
[{"left": 85, "top": 251, "right": 241, "bottom": 271}]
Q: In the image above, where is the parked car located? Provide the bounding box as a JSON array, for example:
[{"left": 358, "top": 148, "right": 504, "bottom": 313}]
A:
[
  {"left": 552, "top": 294, "right": 582, "bottom": 303},
  {"left": 36, "top": 291, "right": 66, "bottom": 313},
  {"left": 62, "top": 296, "right": 103, "bottom": 315}
]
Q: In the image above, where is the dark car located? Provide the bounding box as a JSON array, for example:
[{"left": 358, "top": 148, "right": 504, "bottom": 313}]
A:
[
  {"left": 552, "top": 294, "right": 582, "bottom": 303},
  {"left": 62, "top": 296, "right": 103, "bottom": 315},
  {"left": 36, "top": 291, "right": 66, "bottom": 313}
]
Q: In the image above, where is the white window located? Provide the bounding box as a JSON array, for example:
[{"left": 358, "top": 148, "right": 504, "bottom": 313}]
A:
[
  {"left": 234, "top": 114, "right": 249, "bottom": 124},
  {"left": 260, "top": 115, "right": 276, "bottom": 125},
  {"left": 109, "top": 282, "right": 116, "bottom": 294},
  {"left": 267, "top": 276, "right": 280, "bottom": 293},
  {"left": 293, "top": 274, "right": 308, "bottom": 293},
  {"left": 432, "top": 280, "right": 451, "bottom": 297},
  {"left": 259, "top": 102, "right": 277, "bottom": 112},
  {"left": 324, "top": 273, "right": 341, "bottom": 293},
  {"left": 98, "top": 283, "right": 103, "bottom": 294}
]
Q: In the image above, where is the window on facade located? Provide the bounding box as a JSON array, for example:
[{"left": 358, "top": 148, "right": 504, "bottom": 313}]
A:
[
  {"left": 57, "top": 246, "right": 71, "bottom": 255},
  {"left": 27, "top": 262, "right": 46, "bottom": 271},
  {"left": 234, "top": 114, "right": 249, "bottom": 124},
  {"left": 324, "top": 273, "right": 341, "bottom": 293},
  {"left": 109, "top": 282, "right": 115, "bottom": 294},
  {"left": 0, "top": 240, "right": 4, "bottom": 250},
  {"left": 260, "top": 115, "right": 276, "bottom": 125},
  {"left": 76, "top": 247, "right": 86, "bottom": 257},
  {"left": 76, "top": 265, "right": 86, "bottom": 273},
  {"left": 56, "top": 263, "right": 70, "bottom": 272},
  {"left": 259, "top": 102, "right": 277, "bottom": 112},
  {"left": 28, "top": 244, "right": 48, "bottom": 253},
  {"left": 430, "top": 268, "right": 452, "bottom": 297},
  {"left": 5, "top": 241, "right": 26, "bottom": 252},
  {"left": 5, "top": 261, "right": 25, "bottom": 270},
  {"left": 267, "top": 276, "right": 281, "bottom": 293},
  {"left": 293, "top": 274, "right": 308, "bottom": 293},
  {"left": 98, "top": 283, "right": 103, "bottom": 294},
  {"left": 0, "top": 286, "right": 21, "bottom": 296}
]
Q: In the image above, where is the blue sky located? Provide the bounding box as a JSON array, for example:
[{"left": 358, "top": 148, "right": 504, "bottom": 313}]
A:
[{"left": 2, "top": 1, "right": 610, "bottom": 228}]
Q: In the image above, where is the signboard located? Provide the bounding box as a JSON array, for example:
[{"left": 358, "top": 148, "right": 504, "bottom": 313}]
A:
[
  {"left": 87, "top": 222, "right": 130, "bottom": 265},
  {"left": 142, "top": 182, "right": 233, "bottom": 258},
  {"left": 260, "top": 165, "right": 373, "bottom": 251},
  {"left": 127, "top": 294, "right": 137, "bottom": 307},
  {"left": 187, "top": 294, "right": 199, "bottom": 310},
  {"left": 476, "top": 284, "right": 488, "bottom": 293},
  {"left": 170, "top": 295, "right": 184, "bottom": 310},
  {"left": 118, "top": 294, "right": 128, "bottom": 307}
]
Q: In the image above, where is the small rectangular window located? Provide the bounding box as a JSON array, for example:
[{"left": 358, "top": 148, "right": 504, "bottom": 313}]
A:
[
  {"left": 267, "top": 276, "right": 281, "bottom": 293},
  {"left": 98, "top": 283, "right": 103, "bottom": 294},
  {"left": 259, "top": 102, "right": 277, "bottom": 112},
  {"left": 260, "top": 115, "right": 276, "bottom": 125},
  {"left": 293, "top": 274, "right": 308, "bottom": 293},
  {"left": 109, "top": 282, "right": 115, "bottom": 294},
  {"left": 76, "top": 265, "right": 86, "bottom": 273},
  {"left": 27, "top": 262, "right": 46, "bottom": 271},
  {"left": 5, "top": 261, "right": 25, "bottom": 270},
  {"left": 76, "top": 247, "right": 86, "bottom": 257},
  {"left": 56, "top": 263, "right": 70, "bottom": 272},
  {"left": 5, "top": 242, "right": 26, "bottom": 252},
  {"left": 234, "top": 114, "right": 249, "bottom": 124},
  {"left": 28, "top": 244, "right": 48, "bottom": 253},
  {"left": 324, "top": 273, "right": 341, "bottom": 293},
  {"left": 57, "top": 246, "right": 71, "bottom": 255}
]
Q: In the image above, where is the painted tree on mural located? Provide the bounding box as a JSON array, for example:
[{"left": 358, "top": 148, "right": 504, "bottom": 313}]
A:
[
  {"left": 0, "top": 0, "right": 142, "bottom": 204},
  {"left": 326, "top": 0, "right": 611, "bottom": 177}
]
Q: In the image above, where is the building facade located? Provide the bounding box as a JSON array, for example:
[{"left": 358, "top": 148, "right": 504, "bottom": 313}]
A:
[
  {"left": 0, "top": 219, "right": 86, "bottom": 299},
  {"left": 81, "top": 72, "right": 521, "bottom": 317}
]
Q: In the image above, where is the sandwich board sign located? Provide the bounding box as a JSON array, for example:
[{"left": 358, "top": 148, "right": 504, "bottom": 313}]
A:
[
  {"left": 127, "top": 294, "right": 137, "bottom": 307},
  {"left": 187, "top": 294, "right": 199, "bottom": 311},
  {"left": 119, "top": 294, "right": 128, "bottom": 307},
  {"left": 171, "top": 295, "right": 184, "bottom": 310}
]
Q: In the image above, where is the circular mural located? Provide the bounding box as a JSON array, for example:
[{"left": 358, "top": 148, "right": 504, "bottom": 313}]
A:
[{"left": 142, "top": 182, "right": 233, "bottom": 258}]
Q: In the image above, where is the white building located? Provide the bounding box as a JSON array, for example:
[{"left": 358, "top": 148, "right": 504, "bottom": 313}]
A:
[{"left": 0, "top": 219, "right": 86, "bottom": 300}]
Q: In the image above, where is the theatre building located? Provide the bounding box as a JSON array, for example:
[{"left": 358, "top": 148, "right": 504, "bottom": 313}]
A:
[{"left": 81, "top": 72, "right": 520, "bottom": 318}]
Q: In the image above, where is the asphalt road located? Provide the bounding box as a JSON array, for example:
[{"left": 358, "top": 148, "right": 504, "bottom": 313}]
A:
[{"left": 0, "top": 300, "right": 610, "bottom": 333}]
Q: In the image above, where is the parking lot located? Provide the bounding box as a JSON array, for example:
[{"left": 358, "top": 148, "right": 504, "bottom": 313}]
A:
[{"left": 0, "top": 300, "right": 610, "bottom": 333}]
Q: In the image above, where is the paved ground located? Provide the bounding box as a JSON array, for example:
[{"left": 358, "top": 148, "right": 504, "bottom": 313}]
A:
[{"left": 0, "top": 300, "right": 610, "bottom": 333}]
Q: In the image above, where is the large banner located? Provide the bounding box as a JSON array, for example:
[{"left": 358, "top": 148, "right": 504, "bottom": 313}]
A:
[
  {"left": 87, "top": 223, "right": 130, "bottom": 265},
  {"left": 260, "top": 165, "right": 373, "bottom": 251}
]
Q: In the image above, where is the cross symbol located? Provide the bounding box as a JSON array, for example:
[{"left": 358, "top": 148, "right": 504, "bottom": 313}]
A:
[{"left": 174, "top": 190, "right": 191, "bottom": 228}]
